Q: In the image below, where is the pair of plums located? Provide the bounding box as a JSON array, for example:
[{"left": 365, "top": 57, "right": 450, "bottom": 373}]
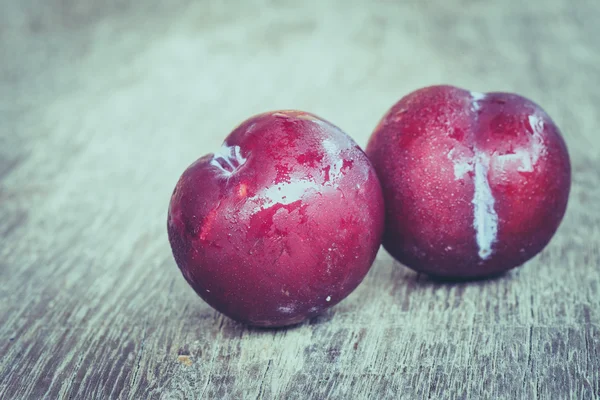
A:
[{"left": 167, "top": 85, "right": 571, "bottom": 327}]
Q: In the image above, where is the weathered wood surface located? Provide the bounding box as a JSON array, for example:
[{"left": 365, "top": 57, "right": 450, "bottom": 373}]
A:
[{"left": 1, "top": 0, "right": 599, "bottom": 399}]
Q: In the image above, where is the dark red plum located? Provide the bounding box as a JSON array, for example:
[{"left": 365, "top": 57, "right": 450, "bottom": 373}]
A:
[
  {"left": 366, "top": 85, "right": 571, "bottom": 279},
  {"left": 168, "top": 110, "right": 384, "bottom": 327}
]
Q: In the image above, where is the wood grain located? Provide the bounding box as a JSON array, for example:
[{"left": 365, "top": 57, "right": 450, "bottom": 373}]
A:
[{"left": 1, "top": 0, "right": 599, "bottom": 399}]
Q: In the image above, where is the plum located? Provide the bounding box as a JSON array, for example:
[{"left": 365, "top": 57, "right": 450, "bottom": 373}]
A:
[
  {"left": 168, "top": 110, "right": 384, "bottom": 326},
  {"left": 366, "top": 85, "right": 571, "bottom": 279}
]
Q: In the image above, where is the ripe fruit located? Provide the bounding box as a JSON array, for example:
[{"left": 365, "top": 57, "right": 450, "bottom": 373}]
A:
[
  {"left": 168, "top": 110, "right": 384, "bottom": 326},
  {"left": 366, "top": 85, "right": 571, "bottom": 279}
]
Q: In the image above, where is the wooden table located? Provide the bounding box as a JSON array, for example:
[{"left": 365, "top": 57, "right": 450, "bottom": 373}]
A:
[{"left": 1, "top": 0, "right": 599, "bottom": 398}]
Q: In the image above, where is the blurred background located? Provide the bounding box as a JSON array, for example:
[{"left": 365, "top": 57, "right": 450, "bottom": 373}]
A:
[
  {"left": 2, "top": 0, "right": 598, "bottom": 256},
  {"left": 1, "top": 0, "right": 599, "bottom": 398}
]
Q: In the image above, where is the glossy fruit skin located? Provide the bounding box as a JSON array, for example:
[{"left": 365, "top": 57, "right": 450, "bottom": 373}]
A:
[
  {"left": 366, "top": 85, "right": 571, "bottom": 279},
  {"left": 168, "top": 110, "right": 384, "bottom": 326}
]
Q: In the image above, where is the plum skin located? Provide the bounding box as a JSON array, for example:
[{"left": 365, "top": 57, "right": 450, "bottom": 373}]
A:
[
  {"left": 366, "top": 85, "right": 571, "bottom": 279},
  {"left": 168, "top": 110, "right": 385, "bottom": 327}
]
